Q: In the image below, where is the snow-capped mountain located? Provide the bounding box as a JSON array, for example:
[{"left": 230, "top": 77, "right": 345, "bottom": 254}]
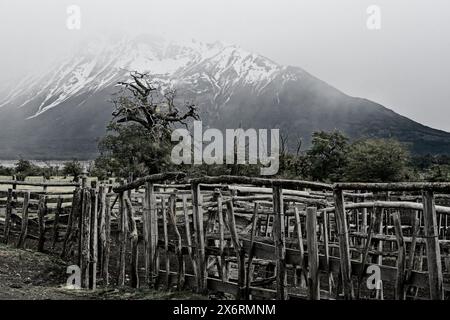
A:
[
  {"left": 0, "top": 34, "right": 285, "bottom": 118},
  {"left": 1, "top": 34, "right": 450, "bottom": 159}
]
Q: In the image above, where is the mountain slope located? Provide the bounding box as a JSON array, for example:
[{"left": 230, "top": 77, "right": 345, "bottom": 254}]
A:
[{"left": 0, "top": 34, "right": 449, "bottom": 159}]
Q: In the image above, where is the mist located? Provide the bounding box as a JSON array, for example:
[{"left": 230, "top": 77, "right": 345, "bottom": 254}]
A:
[{"left": 1, "top": 0, "right": 449, "bottom": 131}]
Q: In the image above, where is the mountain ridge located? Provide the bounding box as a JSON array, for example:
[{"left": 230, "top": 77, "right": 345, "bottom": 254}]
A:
[{"left": 0, "top": 34, "right": 449, "bottom": 160}]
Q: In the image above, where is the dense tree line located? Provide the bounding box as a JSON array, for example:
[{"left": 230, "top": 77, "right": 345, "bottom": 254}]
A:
[
  {"left": 278, "top": 131, "right": 412, "bottom": 182},
  {"left": 274, "top": 131, "right": 450, "bottom": 182}
]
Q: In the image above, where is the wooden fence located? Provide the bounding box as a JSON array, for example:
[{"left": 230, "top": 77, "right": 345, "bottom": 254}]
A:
[
  {"left": 1, "top": 174, "right": 450, "bottom": 300},
  {"left": 0, "top": 179, "right": 79, "bottom": 250}
]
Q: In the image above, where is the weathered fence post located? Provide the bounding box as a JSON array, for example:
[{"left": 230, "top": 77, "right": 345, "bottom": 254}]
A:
[
  {"left": 406, "top": 215, "right": 420, "bottom": 295},
  {"left": 168, "top": 193, "right": 185, "bottom": 290},
  {"left": 356, "top": 213, "right": 376, "bottom": 299},
  {"left": 182, "top": 194, "right": 198, "bottom": 285},
  {"left": 245, "top": 202, "right": 259, "bottom": 299},
  {"left": 81, "top": 175, "right": 87, "bottom": 189},
  {"left": 103, "top": 193, "right": 111, "bottom": 286},
  {"left": 306, "top": 207, "right": 320, "bottom": 300},
  {"left": 98, "top": 186, "right": 106, "bottom": 280},
  {"left": 117, "top": 191, "right": 126, "bottom": 286},
  {"left": 125, "top": 196, "right": 139, "bottom": 288},
  {"left": 142, "top": 184, "right": 150, "bottom": 285},
  {"left": 294, "top": 207, "right": 307, "bottom": 288},
  {"left": 422, "top": 189, "right": 444, "bottom": 300},
  {"left": 361, "top": 208, "right": 368, "bottom": 237},
  {"left": 17, "top": 191, "right": 30, "bottom": 249},
  {"left": 97, "top": 187, "right": 104, "bottom": 273},
  {"left": 273, "top": 185, "right": 287, "bottom": 300},
  {"left": 3, "top": 188, "right": 13, "bottom": 244},
  {"left": 192, "top": 182, "right": 207, "bottom": 293},
  {"left": 52, "top": 197, "right": 63, "bottom": 250},
  {"left": 37, "top": 195, "right": 47, "bottom": 252},
  {"left": 393, "top": 211, "right": 406, "bottom": 300},
  {"left": 89, "top": 188, "right": 98, "bottom": 290},
  {"left": 333, "top": 188, "right": 354, "bottom": 299},
  {"left": 146, "top": 182, "right": 158, "bottom": 287},
  {"left": 375, "top": 208, "right": 384, "bottom": 265},
  {"left": 161, "top": 197, "right": 170, "bottom": 288},
  {"left": 225, "top": 200, "right": 245, "bottom": 300},
  {"left": 81, "top": 189, "right": 91, "bottom": 289},
  {"left": 12, "top": 180, "right": 17, "bottom": 201},
  {"left": 61, "top": 188, "right": 80, "bottom": 259},
  {"left": 216, "top": 191, "right": 228, "bottom": 282},
  {"left": 321, "top": 209, "right": 332, "bottom": 293}
]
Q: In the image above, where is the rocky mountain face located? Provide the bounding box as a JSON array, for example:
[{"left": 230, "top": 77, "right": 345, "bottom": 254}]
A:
[{"left": 1, "top": 34, "right": 449, "bottom": 159}]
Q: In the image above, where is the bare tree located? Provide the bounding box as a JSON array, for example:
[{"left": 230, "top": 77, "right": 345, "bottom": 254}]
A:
[
  {"left": 112, "top": 71, "right": 199, "bottom": 138},
  {"left": 94, "top": 72, "right": 200, "bottom": 179}
]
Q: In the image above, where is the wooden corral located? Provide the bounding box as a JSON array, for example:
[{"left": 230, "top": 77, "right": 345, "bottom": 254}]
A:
[{"left": 1, "top": 174, "right": 450, "bottom": 300}]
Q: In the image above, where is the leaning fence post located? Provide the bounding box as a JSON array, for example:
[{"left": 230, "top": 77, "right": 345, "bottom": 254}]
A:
[
  {"left": 273, "top": 185, "right": 287, "bottom": 300},
  {"left": 422, "top": 189, "right": 444, "bottom": 300},
  {"left": 333, "top": 188, "right": 354, "bottom": 299}
]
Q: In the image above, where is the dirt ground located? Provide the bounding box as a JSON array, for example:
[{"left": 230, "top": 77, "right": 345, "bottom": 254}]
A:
[
  {"left": 0, "top": 243, "right": 79, "bottom": 300},
  {"left": 0, "top": 243, "right": 205, "bottom": 300}
]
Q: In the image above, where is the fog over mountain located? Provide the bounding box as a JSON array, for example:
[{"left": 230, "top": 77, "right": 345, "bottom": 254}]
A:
[
  {"left": 2, "top": 0, "right": 450, "bottom": 132},
  {"left": 1, "top": 34, "right": 450, "bottom": 160}
]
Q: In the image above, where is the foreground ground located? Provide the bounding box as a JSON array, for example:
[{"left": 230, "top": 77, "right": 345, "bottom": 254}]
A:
[
  {"left": 0, "top": 243, "right": 204, "bottom": 300},
  {"left": 0, "top": 243, "right": 77, "bottom": 299}
]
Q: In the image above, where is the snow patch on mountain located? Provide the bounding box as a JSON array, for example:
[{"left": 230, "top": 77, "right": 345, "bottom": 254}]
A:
[{"left": 0, "top": 34, "right": 296, "bottom": 118}]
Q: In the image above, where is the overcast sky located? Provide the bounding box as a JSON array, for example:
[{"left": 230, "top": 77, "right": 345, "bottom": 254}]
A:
[{"left": 1, "top": 0, "right": 449, "bottom": 131}]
